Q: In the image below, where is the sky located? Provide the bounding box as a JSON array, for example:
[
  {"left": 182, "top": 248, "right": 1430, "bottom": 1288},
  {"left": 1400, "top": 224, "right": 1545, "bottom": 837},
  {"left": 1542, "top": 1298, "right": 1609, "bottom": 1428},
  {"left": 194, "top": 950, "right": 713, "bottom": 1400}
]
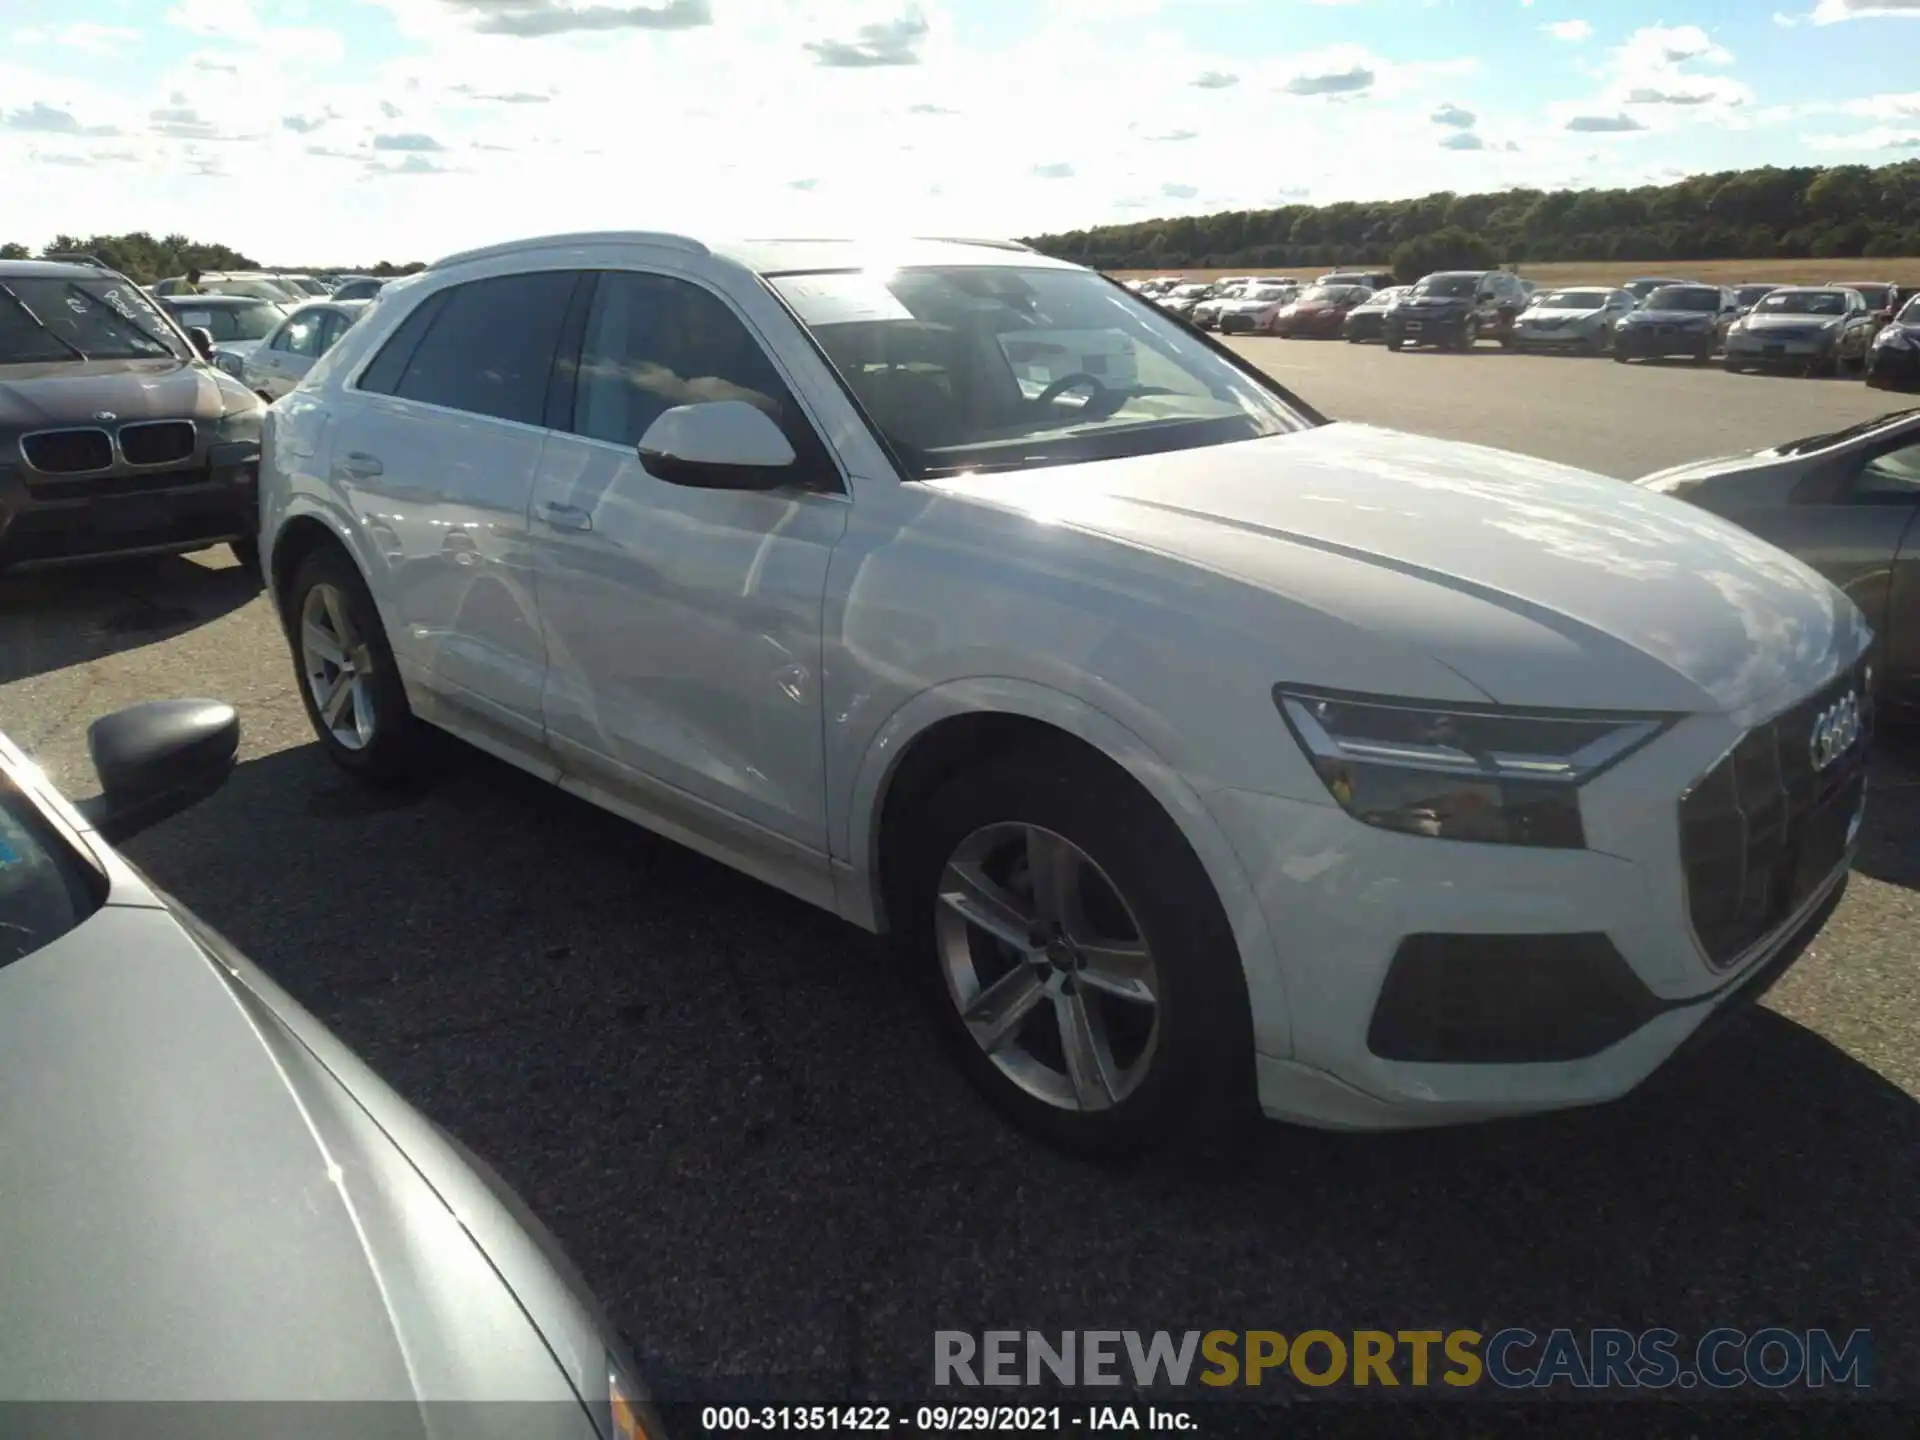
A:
[{"left": 5, "top": 0, "right": 1920, "bottom": 265}]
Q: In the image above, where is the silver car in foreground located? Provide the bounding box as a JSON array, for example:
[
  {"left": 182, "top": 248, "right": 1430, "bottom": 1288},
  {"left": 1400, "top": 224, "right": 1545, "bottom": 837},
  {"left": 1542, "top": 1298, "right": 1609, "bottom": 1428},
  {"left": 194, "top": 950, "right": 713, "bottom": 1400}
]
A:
[{"left": 0, "top": 701, "right": 660, "bottom": 1439}]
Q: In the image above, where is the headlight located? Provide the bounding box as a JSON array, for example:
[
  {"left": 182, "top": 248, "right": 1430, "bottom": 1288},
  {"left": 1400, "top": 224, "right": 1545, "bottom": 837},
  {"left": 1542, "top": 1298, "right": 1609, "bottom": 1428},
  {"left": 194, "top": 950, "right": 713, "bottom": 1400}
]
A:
[
  {"left": 1876, "top": 327, "right": 1911, "bottom": 349},
  {"left": 1273, "top": 688, "right": 1672, "bottom": 848}
]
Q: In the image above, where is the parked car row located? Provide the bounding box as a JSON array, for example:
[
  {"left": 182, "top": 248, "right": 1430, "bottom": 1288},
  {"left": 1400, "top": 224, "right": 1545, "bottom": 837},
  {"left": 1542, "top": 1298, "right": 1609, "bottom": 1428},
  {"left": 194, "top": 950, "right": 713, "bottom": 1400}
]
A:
[{"left": 1131, "top": 269, "right": 1916, "bottom": 382}]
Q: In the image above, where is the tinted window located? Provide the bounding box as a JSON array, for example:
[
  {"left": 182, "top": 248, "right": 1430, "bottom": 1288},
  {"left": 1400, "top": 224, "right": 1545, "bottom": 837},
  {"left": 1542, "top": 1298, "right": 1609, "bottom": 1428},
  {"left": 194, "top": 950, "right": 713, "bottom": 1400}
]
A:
[
  {"left": 280, "top": 313, "right": 324, "bottom": 357},
  {"left": 1859, "top": 444, "right": 1920, "bottom": 498},
  {"left": 387, "top": 272, "right": 575, "bottom": 425},
  {"left": 358, "top": 287, "right": 448, "bottom": 395},
  {"left": 569, "top": 271, "right": 806, "bottom": 449},
  {"left": 0, "top": 276, "right": 187, "bottom": 363}
]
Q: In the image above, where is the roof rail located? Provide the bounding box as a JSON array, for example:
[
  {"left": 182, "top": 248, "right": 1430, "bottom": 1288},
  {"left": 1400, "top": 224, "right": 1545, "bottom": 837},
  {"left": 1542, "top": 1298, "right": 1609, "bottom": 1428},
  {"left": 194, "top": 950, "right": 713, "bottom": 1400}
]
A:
[
  {"left": 428, "top": 231, "right": 709, "bottom": 270},
  {"left": 42, "top": 252, "right": 111, "bottom": 268},
  {"left": 911, "top": 236, "right": 1036, "bottom": 253}
]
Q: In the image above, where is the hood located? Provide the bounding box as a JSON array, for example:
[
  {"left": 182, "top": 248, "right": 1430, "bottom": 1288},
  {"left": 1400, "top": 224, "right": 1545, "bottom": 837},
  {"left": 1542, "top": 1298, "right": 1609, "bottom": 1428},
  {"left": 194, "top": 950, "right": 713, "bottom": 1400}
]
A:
[
  {"left": 0, "top": 357, "right": 238, "bottom": 429},
  {"left": 932, "top": 423, "right": 1864, "bottom": 714},
  {"left": 0, "top": 904, "right": 586, "bottom": 1417}
]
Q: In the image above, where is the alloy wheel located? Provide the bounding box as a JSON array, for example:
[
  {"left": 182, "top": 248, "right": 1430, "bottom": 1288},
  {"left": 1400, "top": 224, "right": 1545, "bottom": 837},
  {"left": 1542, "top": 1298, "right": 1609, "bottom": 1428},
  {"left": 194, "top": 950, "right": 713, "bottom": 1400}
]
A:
[
  {"left": 934, "top": 823, "right": 1161, "bottom": 1113},
  {"left": 299, "top": 582, "right": 378, "bottom": 751}
]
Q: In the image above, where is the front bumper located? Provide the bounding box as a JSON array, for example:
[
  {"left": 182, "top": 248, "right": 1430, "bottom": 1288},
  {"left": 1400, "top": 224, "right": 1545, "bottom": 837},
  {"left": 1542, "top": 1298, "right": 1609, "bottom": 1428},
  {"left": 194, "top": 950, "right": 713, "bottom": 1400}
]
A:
[
  {"left": 1201, "top": 667, "right": 1867, "bottom": 1129},
  {"left": 1614, "top": 324, "right": 1716, "bottom": 358},
  {"left": 1866, "top": 342, "right": 1920, "bottom": 389},
  {"left": 1384, "top": 311, "right": 1471, "bottom": 346},
  {"left": 1512, "top": 322, "right": 1603, "bottom": 349},
  {"left": 1218, "top": 312, "right": 1264, "bottom": 335},
  {"left": 1725, "top": 332, "right": 1835, "bottom": 367},
  {"left": 1342, "top": 312, "right": 1386, "bottom": 341},
  {"left": 0, "top": 441, "right": 258, "bottom": 570}
]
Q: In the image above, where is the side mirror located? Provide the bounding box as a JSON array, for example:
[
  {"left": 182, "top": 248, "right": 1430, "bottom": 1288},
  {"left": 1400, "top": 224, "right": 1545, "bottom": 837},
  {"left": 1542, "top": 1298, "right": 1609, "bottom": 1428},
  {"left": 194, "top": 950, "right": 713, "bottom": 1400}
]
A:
[
  {"left": 186, "top": 326, "right": 215, "bottom": 358},
  {"left": 77, "top": 700, "right": 239, "bottom": 844},
  {"left": 636, "top": 401, "right": 798, "bottom": 491}
]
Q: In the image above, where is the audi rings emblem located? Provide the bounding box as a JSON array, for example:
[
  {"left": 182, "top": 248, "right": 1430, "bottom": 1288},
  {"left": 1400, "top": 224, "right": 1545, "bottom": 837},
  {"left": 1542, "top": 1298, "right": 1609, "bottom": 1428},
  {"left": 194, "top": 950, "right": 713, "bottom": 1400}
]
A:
[{"left": 1809, "top": 691, "right": 1862, "bottom": 773}]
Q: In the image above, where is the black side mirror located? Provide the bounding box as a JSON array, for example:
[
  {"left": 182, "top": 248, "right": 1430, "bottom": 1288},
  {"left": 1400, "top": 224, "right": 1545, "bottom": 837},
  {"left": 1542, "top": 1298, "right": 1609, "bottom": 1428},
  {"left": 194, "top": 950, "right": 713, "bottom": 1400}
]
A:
[
  {"left": 186, "top": 326, "right": 215, "bottom": 358},
  {"left": 77, "top": 700, "right": 239, "bottom": 844}
]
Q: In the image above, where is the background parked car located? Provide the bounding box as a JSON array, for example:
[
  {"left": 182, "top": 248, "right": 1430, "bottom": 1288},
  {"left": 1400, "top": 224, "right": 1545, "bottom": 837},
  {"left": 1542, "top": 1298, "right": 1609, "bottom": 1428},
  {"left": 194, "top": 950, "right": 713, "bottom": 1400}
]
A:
[
  {"left": 1731, "top": 282, "right": 1781, "bottom": 316},
  {"left": 1638, "top": 407, "right": 1920, "bottom": 718},
  {"left": 152, "top": 271, "right": 305, "bottom": 304},
  {"left": 156, "top": 294, "right": 291, "bottom": 380},
  {"left": 1266, "top": 282, "right": 1372, "bottom": 338},
  {"left": 1834, "top": 280, "right": 1898, "bottom": 334},
  {"left": 1383, "top": 269, "right": 1526, "bottom": 351},
  {"left": 241, "top": 299, "right": 370, "bottom": 400},
  {"left": 1724, "top": 286, "right": 1877, "bottom": 376},
  {"left": 0, "top": 701, "right": 661, "bottom": 1434},
  {"left": 1158, "top": 281, "right": 1212, "bottom": 318},
  {"left": 1216, "top": 283, "right": 1299, "bottom": 334},
  {"left": 1865, "top": 293, "right": 1920, "bottom": 392},
  {"left": 1190, "top": 284, "right": 1246, "bottom": 331},
  {"left": 1318, "top": 269, "right": 1395, "bottom": 291},
  {"left": 1340, "top": 285, "right": 1406, "bottom": 343},
  {"left": 328, "top": 275, "right": 388, "bottom": 302},
  {"left": 1611, "top": 284, "right": 1739, "bottom": 365},
  {"left": 1510, "top": 286, "right": 1637, "bottom": 355},
  {"left": 0, "top": 257, "right": 265, "bottom": 572}
]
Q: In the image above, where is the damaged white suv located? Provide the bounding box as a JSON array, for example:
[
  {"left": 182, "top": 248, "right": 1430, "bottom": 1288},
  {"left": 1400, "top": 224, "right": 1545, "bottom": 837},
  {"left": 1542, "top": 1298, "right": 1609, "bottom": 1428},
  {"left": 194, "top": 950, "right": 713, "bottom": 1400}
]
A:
[{"left": 257, "top": 232, "right": 1871, "bottom": 1154}]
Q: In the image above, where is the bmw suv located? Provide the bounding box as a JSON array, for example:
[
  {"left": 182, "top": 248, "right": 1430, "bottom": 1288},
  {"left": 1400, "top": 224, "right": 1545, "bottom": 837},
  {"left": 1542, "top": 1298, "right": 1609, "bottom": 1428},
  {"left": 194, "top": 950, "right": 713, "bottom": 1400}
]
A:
[
  {"left": 258, "top": 232, "right": 1871, "bottom": 1155},
  {"left": 1, "top": 258, "right": 265, "bottom": 573}
]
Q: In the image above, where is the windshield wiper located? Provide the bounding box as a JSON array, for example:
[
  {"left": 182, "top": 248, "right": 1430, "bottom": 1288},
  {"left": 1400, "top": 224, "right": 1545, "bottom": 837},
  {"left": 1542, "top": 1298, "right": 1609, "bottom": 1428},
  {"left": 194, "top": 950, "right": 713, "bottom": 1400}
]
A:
[{"left": 0, "top": 283, "right": 89, "bottom": 361}]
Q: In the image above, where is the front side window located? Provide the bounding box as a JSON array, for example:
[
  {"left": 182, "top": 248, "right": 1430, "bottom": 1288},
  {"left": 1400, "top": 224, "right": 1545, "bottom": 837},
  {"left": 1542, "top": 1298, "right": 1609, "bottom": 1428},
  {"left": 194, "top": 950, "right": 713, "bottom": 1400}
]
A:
[
  {"left": 772, "top": 265, "right": 1306, "bottom": 481},
  {"left": 383, "top": 270, "right": 576, "bottom": 425},
  {"left": 1858, "top": 443, "right": 1920, "bottom": 498},
  {"left": 0, "top": 780, "right": 102, "bottom": 968},
  {"left": 0, "top": 276, "right": 187, "bottom": 363},
  {"left": 182, "top": 301, "right": 283, "bottom": 342},
  {"left": 279, "top": 314, "right": 323, "bottom": 357},
  {"left": 568, "top": 271, "right": 805, "bottom": 448}
]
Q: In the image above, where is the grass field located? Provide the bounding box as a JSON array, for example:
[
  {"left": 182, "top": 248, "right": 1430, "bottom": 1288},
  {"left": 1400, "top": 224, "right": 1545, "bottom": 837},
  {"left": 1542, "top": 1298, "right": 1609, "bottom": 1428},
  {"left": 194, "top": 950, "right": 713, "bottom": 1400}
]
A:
[{"left": 1110, "top": 257, "right": 1920, "bottom": 286}]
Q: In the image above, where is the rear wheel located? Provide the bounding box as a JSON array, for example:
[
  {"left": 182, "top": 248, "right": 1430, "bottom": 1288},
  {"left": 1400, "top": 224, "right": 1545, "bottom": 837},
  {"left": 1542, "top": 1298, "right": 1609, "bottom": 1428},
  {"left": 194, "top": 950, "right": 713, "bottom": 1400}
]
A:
[
  {"left": 891, "top": 744, "right": 1255, "bottom": 1156},
  {"left": 1386, "top": 337, "right": 1403, "bottom": 352},
  {"left": 286, "top": 544, "right": 422, "bottom": 784}
]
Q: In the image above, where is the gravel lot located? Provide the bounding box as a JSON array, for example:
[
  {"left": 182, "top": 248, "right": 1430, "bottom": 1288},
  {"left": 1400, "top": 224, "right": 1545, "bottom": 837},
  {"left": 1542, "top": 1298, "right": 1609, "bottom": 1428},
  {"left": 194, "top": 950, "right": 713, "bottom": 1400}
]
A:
[{"left": 2, "top": 341, "right": 1916, "bottom": 1409}]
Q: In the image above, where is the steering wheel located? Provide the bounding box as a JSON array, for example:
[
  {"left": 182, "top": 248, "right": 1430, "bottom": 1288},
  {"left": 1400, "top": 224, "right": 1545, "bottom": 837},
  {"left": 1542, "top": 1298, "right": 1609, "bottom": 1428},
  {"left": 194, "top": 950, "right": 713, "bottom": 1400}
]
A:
[{"left": 1033, "top": 371, "right": 1109, "bottom": 409}]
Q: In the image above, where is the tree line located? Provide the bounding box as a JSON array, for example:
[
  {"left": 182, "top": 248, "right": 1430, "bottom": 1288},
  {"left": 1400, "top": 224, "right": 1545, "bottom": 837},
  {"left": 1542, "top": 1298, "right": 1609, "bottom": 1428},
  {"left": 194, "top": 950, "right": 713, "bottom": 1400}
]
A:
[
  {"left": 0, "top": 232, "right": 426, "bottom": 283},
  {"left": 1023, "top": 160, "right": 1920, "bottom": 280}
]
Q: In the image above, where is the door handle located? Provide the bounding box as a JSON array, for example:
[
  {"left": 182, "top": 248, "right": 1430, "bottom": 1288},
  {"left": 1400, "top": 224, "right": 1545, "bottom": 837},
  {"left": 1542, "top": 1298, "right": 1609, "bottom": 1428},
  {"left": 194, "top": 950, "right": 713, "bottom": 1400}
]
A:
[
  {"left": 338, "top": 451, "right": 384, "bottom": 479},
  {"left": 538, "top": 500, "right": 593, "bottom": 532}
]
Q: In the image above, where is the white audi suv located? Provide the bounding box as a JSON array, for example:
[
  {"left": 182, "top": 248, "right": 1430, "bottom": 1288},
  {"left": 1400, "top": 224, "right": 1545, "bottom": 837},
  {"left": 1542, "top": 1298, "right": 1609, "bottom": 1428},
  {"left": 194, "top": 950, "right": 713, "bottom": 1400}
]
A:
[{"left": 257, "top": 232, "right": 1872, "bottom": 1154}]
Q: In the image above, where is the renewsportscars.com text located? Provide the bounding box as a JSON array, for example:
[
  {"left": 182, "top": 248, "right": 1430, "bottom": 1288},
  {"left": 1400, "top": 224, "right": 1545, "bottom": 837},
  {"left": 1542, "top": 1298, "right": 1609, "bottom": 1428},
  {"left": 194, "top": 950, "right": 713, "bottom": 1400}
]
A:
[{"left": 933, "top": 1328, "right": 1872, "bottom": 1391}]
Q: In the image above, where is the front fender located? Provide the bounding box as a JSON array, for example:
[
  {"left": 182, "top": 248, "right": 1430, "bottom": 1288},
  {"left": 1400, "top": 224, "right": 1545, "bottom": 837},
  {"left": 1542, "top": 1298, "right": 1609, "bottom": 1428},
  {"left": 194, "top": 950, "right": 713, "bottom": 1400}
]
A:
[{"left": 837, "top": 676, "right": 1294, "bottom": 1061}]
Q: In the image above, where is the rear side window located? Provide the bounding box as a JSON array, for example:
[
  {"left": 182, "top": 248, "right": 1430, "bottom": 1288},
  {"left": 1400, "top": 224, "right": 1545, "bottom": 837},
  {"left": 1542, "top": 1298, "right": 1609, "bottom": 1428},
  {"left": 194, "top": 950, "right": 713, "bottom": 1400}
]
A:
[
  {"left": 358, "top": 288, "right": 449, "bottom": 395},
  {"left": 369, "top": 272, "right": 575, "bottom": 425}
]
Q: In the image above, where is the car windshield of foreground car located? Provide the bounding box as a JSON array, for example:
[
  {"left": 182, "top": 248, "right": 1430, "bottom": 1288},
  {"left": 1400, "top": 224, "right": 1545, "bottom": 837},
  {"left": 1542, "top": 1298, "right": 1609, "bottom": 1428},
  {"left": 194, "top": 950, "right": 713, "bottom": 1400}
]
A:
[
  {"left": 0, "top": 275, "right": 187, "bottom": 363},
  {"left": 1773, "top": 405, "right": 1920, "bottom": 457},
  {"left": 0, "top": 779, "right": 102, "bottom": 967},
  {"left": 168, "top": 299, "right": 286, "bottom": 342},
  {"left": 1645, "top": 287, "right": 1720, "bottom": 312},
  {"left": 1755, "top": 289, "right": 1847, "bottom": 316},
  {"left": 1410, "top": 274, "right": 1478, "bottom": 299},
  {"left": 1537, "top": 289, "right": 1612, "bottom": 310},
  {"left": 772, "top": 266, "right": 1305, "bottom": 481}
]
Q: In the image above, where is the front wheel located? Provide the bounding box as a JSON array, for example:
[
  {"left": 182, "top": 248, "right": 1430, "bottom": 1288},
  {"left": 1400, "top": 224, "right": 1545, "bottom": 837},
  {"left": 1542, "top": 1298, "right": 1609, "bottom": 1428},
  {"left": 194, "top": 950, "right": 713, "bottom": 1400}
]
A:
[
  {"left": 1613, "top": 349, "right": 1631, "bottom": 365},
  {"left": 286, "top": 544, "right": 423, "bottom": 784},
  {"left": 893, "top": 745, "right": 1254, "bottom": 1156},
  {"left": 1386, "top": 337, "right": 1404, "bottom": 352},
  {"left": 228, "top": 536, "right": 260, "bottom": 574}
]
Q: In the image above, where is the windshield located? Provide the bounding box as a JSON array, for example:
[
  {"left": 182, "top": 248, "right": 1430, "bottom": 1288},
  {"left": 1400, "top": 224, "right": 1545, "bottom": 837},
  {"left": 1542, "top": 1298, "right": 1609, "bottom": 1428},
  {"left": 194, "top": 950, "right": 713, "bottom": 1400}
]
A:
[
  {"left": 289, "top": 277, "right": 330, "bottom": 296},
  {"left": 208, "top": 278, "right": 300, "bottom": 302},
  {"left": 1538, "top": 290, "right": 1611, "bottom": 310},
  {"left": 1625, "top": 279, "right": 1677, "bottom": 298},
  {"left": 1245, "top": 287, "right": 1291, "bottom": 302},
  {"left": 1645, "top": 287, "right": 1720, "bottom": 312},
  {"left": 1171, "top": 285, "right": 1208, "bottom": 298},
  {"left": 1756, "top": 290, "right": 1846, "bottom": 316},
  {"left": 1411, "top": 274, "right": 1478, "bottom": 299},
  {"left": 1775, "top": 406, "right": 1920, "bottom": 457},
  {"left": 772, "top": 266, "right": 1305, "bottom": 481},
  {"left": 0, "top": 778, "right": 103, "bottom": 967},
  {"left": 166, "top": 300, "right": 286, "bottom": 342},
  {"left": 1898, "top": 295, "right": 1920, "bottom": 325},
  {"left": 0, "top": 275, "right": 188, "bottom": 363},
  {"left": 1848, "top": 284, "right": 1893, "bottom": 308},
  {"left": 1735, "top": 285, "right": 1778, "bottom": 307},
  {"left": 1359, "top": 288, "right": 1403, "bottom": 309}
]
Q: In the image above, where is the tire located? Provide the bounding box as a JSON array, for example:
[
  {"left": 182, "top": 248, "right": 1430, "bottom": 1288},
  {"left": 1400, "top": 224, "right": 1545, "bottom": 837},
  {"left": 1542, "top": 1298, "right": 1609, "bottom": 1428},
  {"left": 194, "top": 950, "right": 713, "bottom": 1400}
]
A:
[
  {"left": 890, "top": 743, "right": 1255, "bottom": 1157},
  {"left": 285, "top": 543, "right": 423, "bottom": 785},
  {"left": 1613, "top": 349, "right": 1631, "bottom": 364},
  {"left": 1386, "top": 337, "right": 1403, "bottom": 352},
  {"left": 228, "top": 535, "right": 261, "bottom": 573}
]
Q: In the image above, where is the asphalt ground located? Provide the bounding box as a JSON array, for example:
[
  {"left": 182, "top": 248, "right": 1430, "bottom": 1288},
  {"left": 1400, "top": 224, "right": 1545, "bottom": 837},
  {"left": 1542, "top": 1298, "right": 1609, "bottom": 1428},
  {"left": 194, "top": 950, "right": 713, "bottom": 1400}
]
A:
[{"left": 2, "top": 339, "right": 1917, "bottom": 1418}]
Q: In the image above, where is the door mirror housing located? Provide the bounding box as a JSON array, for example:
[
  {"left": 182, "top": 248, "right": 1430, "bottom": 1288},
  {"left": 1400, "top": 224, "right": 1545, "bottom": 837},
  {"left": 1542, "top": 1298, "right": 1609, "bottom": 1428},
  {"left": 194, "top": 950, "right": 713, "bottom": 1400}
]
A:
[
  {"left": 636, "top": 401, "right": 798, "bottom": 491},
  {"left": 77, "top": 700, "right": 239, "bottom": 844},
  {"left": 186, "top": 326, "right": 215, "bottom": 358}
]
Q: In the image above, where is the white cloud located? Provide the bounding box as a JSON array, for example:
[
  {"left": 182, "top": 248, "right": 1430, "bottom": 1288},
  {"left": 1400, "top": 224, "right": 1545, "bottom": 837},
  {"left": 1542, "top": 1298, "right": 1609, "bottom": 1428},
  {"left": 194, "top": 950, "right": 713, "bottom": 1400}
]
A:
[
  {"left": 1812, "top": 0, "right": 1920, "bottom": 21},
  {"left": 12, "top": 23, "right": 142, "bottom": 54},
  {"left": 1544, "top": 19, "right": 1592, "bottom": 41},
  {"left": 1807, "top": 124, "right": 1920, "bottom": 148}
]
